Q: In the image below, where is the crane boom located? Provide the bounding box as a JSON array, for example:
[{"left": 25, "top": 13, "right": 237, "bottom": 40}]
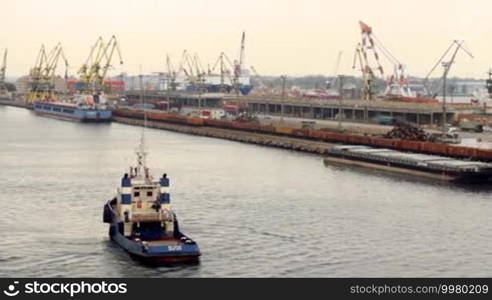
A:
[
  {"left": 27, "top": 43, "right": 68, "bottom": 104},
  {"left": 425, "top": 40, "right": 473, "bottom": 98},
  {"left": 98, "top": 36, "right": 123, "bottom": 90},
  {"left": 0, "top": 48, "right": 7, "bottom": 94},
  {"left": 77, "top": 36, "right": 123, "bottom": 93},
  {"left": 239, "top": 31, "right": 246, "bottom": 72}
]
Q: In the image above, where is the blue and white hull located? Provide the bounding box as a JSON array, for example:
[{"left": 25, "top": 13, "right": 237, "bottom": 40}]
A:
[
  {"left": 103, "top": 171, "right": 201, "bottom": 264},
  {"left": 33, "top": 101, "right": 112, "bottom": 122}
]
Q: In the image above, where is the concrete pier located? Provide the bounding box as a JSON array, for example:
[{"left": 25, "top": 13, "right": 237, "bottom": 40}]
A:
[{"left": 123, "top": 91, "right": 477, "bottom": 126}]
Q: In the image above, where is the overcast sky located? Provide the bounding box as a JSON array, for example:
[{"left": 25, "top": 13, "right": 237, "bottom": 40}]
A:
[{"left": 1, "top": 0, "right": 490, "bottom": 78}]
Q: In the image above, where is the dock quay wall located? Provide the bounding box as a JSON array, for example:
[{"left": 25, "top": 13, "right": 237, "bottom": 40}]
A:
[
  {"left": 114, "top": 108, "right": 492, "bottom": 162},
  {"left": 113, "top": 116, "right": 334, "bottom": 155}
]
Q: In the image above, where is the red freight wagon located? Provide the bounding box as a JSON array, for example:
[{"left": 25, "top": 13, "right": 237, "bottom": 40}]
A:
[
  {"left": 420, "top": 142, "right": 448, "bottom": 155},
  {"left": 447, "top": 145, "right": 477, "bottom": 158},
  {"left": 324, "top": 132, "right": 348, "bottom": 143},
  {"left": 476, "top": 149, "right": 492, "bottom": 161},
  {"left": 371, "top": 137, "right": 397, "bottom": 148},
  {"left": 396, "top": 140, "right": 422, "bottom": 152}
]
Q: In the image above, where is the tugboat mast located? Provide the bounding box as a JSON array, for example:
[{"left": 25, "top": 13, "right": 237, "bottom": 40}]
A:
[
  {"left": 132, "top": 72, "right": 150, "bottom": 181},
  {"left": 135, "top": 128, "right": 148, "bottom": 178}
]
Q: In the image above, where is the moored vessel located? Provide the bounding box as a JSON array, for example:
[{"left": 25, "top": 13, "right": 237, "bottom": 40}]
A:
[
  {"left": 33, "top": 94, "right": 112, "bottom": 122},
  {"left": 324, "top": 145, "right": 492, "bottom": 182}
]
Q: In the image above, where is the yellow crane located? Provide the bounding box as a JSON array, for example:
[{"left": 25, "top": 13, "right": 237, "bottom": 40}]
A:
[
  {"left": 27, "top": 43, "right": 68, "bottom": 104},
  {"left": 78, "top": 35, "right": 123, "bottom": 93}
]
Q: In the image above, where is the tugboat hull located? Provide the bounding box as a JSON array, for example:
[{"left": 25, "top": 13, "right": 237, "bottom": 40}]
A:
[{"left": 105, "top": 202, "right": 201, "bottom": 265}]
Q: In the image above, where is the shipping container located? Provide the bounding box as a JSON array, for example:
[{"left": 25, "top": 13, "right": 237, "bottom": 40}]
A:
[
  {"left": 274, "top": 126, "right": 295, "bottom": 135},
  {"left": 186, "top": 117, "right": 204, "bottom": 126}
]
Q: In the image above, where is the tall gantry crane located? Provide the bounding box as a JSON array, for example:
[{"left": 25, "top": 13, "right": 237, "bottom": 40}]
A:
[
  {"left": 27, "top": 43, "right": 68, "bottom": 104},
  {"left": 0, "top": 49, "right": 7, "bottom": 95},
  {"left": 232, "top": 31, "right": 246, "bottom": 94},
  {"left": 78, "top": 35, "right": 123, "bottom": 93}
]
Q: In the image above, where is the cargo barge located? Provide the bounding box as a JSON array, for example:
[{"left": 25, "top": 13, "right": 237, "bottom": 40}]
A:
[{"left": 324, "top": 145, "right": 492, "bottom": 182}]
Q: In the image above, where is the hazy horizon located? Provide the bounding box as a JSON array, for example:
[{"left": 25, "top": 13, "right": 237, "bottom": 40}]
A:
[{"left": 1, "top": 0, "right": 491, "bottom": 79}]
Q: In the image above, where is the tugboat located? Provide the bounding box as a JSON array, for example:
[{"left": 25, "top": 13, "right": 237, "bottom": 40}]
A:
[{"left": 103, "top": 132, "right": 200, "bottom": 264}]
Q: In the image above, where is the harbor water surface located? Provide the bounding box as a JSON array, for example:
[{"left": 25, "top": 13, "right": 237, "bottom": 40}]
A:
[{"left": 1, "top": 106, "right": 491, "bottom": 277}]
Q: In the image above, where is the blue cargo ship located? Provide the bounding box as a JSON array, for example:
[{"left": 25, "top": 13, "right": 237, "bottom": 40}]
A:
[{"left": 33, "top": 94, "right": 112, "bottom": 122}]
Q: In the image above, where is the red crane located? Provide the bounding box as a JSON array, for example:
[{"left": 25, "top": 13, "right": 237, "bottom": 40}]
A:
[{"left": 353, "top": 21, "right": 412, "bottom": 100}]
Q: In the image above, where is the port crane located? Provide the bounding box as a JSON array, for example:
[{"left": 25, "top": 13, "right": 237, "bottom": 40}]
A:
[
  {"left": 352, "top": 21, "right": 412, "bottom": 100},
  {"left": 328, "top": 51, "right": 342, "bottom": 90},
  {"left": 423, "top": 40, "right": 473, "bottom": 98},
  {"left": 210, "top": 52, "right": 229, "bottom": 92},
  {"left": 0, "top": 48, "right": 7, "bottom": 95},
  {"left": 249, "top": 65, "right": 266, "bottom": 92},
  {"left": 231, "top": 31, "right": 246, "bottom": 94},
  {"left": 166, "top": 54, "right": 180, "bottom": 91},
  {"left": 423, "top": 40, "right": 473, "bottom": 133},
  {"left": 78, "top": 36, "right": 123, "bottom": 93},
  {"left": 165, "top": 50, "right": 192, "bottom": 91},
  {"left": 210, "top": 52, "right": 238, "bottom": 93},
  {"left": 180, "top": 51, "right": 208, "bottom": 93},
  {"left": 27, "top": 43, "right": 68, "bottom": 104}
]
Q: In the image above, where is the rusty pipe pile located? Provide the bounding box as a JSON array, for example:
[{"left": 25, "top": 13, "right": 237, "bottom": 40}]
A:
[{"left": 383, "top": 122, "right": 431, "bottom": 142}]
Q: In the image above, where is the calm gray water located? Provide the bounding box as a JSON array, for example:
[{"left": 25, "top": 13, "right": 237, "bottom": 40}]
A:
[{"left": 0, "top": 106, "right": 491, "bottom": 277}]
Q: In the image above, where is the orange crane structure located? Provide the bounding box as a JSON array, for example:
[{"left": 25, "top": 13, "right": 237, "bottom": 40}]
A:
[{"left": 353, "top": 21, "right": 425, "bottom": 101}]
